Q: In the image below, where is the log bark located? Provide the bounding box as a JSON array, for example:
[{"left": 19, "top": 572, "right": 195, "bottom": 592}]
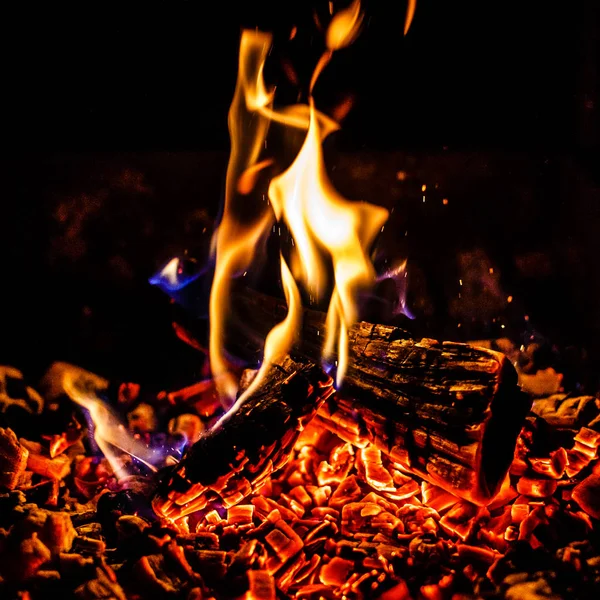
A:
[
  {"left": 152, "top": 356, "right": 334, "bottom": 522},
  {"left": 227, "top": 288, "right": 531, "bottom": 506}
]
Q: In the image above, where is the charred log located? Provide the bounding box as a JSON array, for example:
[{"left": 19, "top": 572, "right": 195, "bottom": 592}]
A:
[
  {"left": 228, "top": 288, "right": 531, "bottom": 506},
  {"left": 152, "top": 356, "right": 334, "bottom": 522}
]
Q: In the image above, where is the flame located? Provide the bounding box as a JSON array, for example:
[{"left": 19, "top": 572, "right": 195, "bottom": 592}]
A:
[
  {"left": 209, "top": 30, "right": 347, "bottom": 404},
  {"left": 156, "top": 257, "right": 180, "bottom": 288},
  {"left": 326, "top": 0, "right": 364, "bottom": 51},
  {"left": 268, "top": 103, "right": 388, "bottom": 383},
  {"left": 208, "top": 31, "right": 276, "bottom": 402},
  {"left": 236, "top": 159, "right": 275, "bottom": 195},
  {"left": 377, "top": 259, "right": 414, "bottom": 319},
  {"left": 210, "top": 1, "right": 388, "bottom": 410},
  {"left": 213, "top": 255, "right": 301, "bottom": 429},
  {"left": 404, "top": 0, "right": 417, "bottom": 36},
  {"left": 311, "top": 0, "right": 364, "bottom": 94},
  {"left": 60, "top": 368, "right": 161, "bottom": 479}
]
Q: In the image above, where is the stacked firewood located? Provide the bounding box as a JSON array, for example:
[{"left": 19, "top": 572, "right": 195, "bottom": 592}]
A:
[{"left": 1, "top": 353, "right": 600, "bottom": 599}]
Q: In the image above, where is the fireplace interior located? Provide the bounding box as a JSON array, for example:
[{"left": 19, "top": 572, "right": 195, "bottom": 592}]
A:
[{"left": 2, "top": 2, "right": 600, "bottom": 599}]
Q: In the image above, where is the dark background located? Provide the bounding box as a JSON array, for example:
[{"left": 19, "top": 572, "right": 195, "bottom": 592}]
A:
[
  {"left": 4, "top": 1, "right": 598, "bottom": 151},
  {"left": 2, "top": 1, "right": 599, "bottom": 391}
]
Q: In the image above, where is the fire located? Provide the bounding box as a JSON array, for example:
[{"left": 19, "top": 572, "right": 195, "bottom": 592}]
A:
[
  {"left": 404, "top": 0, "right": 418, "bottom": 36},
  {"left": 268, "top": 104, "right": 388, "bottom": 384},
  {"left": 210, "top": 1, "right": 388, "bottom": 408},
  {"left": 56, "top": 363, "right": 161, "bottom": 479},
  {"left": 208, "top": 31, "right": 277, "bottom": 403},
  {"left": 325, "top": 0, "right": 363, "bottom": 51}
]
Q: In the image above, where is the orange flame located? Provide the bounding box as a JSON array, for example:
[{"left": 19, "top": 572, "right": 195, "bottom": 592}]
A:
[
  {"left": 404, "top": 0, "right": 417, "bottom": 36},
  {"left": 213, "top": 255, "right": 301, "bottom": 428},
  {"left": 326, "top": 0, "right": 364, "bottom": 51},
  {"left": 268, "top": 103, "right": 387, "bottom": 383},
  {"left": 210, "top": 1, "right": 387, "bottom": 408},
  {"left": 311, "top": 0, "right": 364, "bottom": 94},
  {"left": 209, "top": 31, "right": 276, "bottom": 402}
]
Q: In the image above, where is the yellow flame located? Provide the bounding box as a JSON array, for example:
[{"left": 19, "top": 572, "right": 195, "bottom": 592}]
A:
[
  {"left": 210, "top": 31, "right": 340, "bottom": 404},
  {"left": 404, "top": 0, "right": 417, "bottom": 35},
  {"left": 310, "top": 0, "right": 364, "bottom": 94},
  {"left": 209, "top": 31, "right": 276, "bottom": 402},
  {"left": 326, "top": 0, "right": 364, "bottom": 51},
  {"left": 211, "top": 1, "right": 386, "bottom": 410},
  {"left": 213, "top": 255, "right": 301, "bottom": 429},
  {"left": 268, "top": 102, "right": 388, "bottom": 384},
  {"left": 159, "top": 257, "right": 180, "bottom": 287}
]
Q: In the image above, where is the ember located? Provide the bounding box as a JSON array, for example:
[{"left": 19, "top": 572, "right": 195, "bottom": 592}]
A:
[{"left": 1, "top": 351, "right": 599, "bottom": 598}]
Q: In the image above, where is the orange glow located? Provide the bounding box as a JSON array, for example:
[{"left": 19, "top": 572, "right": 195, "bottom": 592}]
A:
[
  {"left": 331, "top": 94, "right": 355, "bottom": 122},
  {"left": 326, "top": 0, "right": 364, "bottom": 51},
  {"left": 210, "top": 1, "right": 387, "bottom": 408},
  {"left": 268, "top": 102, "right": 387, "bottom": 385},
  {"left": 213, "top": 255, "right": 301, "bottom": 429},
  {"left": 209, "top": 31, "right": 277, "bottom": 402},
  {"left": 237, "top": 158, "right": 275, "bottom": 195},
  {"left": 404, "top": 0, "right": 417, "bottom": 36}
]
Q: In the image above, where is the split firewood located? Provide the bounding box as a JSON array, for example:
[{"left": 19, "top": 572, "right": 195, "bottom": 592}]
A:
[
  {"left": 152, "top": 356, "right": 335, "bottom": 522},
  {"left": 228, "top": 288, "right": 531, "bottom": 506}
]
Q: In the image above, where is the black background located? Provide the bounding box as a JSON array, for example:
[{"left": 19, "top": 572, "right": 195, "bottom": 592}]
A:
[{"left": 4, "top": 1, "right": 597, "bottom": 152}]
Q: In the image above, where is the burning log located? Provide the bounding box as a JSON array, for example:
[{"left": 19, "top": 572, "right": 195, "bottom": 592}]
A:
[
  {"left": 228, "top": 288, "right": 531, "bottom": 506},
  {"left": 152, "top": 356, "right": 335, "bottom": 522}
]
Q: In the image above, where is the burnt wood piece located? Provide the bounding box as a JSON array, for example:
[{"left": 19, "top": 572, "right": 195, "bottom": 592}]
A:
[
  {"left": 152, "top": 356, "right": 334, "bottom": 523},
  {"left": 229, "top": 288, "right": 531, "bottom": 506}
]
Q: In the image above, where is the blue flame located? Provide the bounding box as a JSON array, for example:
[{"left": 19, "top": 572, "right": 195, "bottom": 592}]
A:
[
  {"left": 376, "top": 259, "right": 415, "bottom": 320},
  {"left": 149, "top": 257, "right": 208, "bottom": 293},
  {"left": 149, "top": 256, "right": 214, "bottom": 319}
]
